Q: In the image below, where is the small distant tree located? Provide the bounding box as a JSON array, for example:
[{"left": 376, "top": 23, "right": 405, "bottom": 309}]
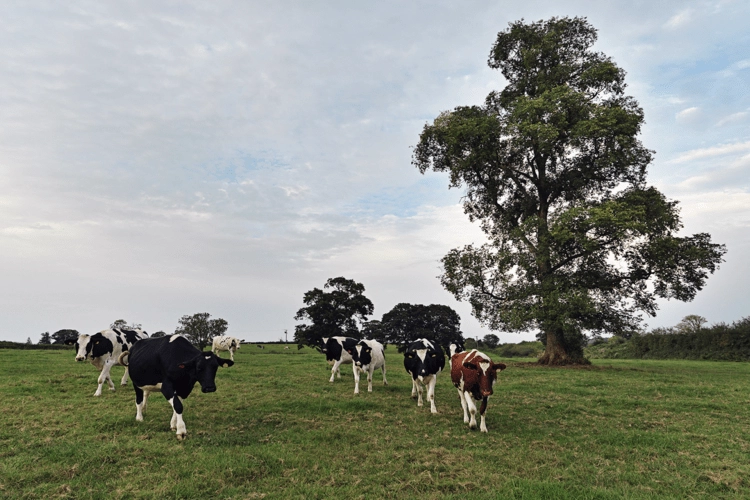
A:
[
  {"left": 51, "top": 329, "right": 79, "bottom": 344},
  {"left": 174, "top": 313, "right": 228, "bottom": 351},
  {"left": 294, "top": 277, "right": 374, "bottom": 349},
  {"left": 26, "top": 337, "right": 32, "bottom": 345},
  {"left": 111, "top": 319, "right": 142, "bottom": 330},
  {"left": 39, "top": 332, "right": 51, "bottom": 344},
  {"left": 380, "top": 303, "right": 464, "bottom": 353},
  {"left": 482, "top": 334, "right": 500, "bottom": 349},
  {"left": 151, "top": 331, "right": 167, "bottom": 338},
  {"left": 675, "top": 315, "right": 707, "bottom": 334}
]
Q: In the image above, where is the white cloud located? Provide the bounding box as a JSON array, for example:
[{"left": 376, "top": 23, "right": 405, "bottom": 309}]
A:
[
  {"left": 664, "top": 9, "right": 693, "bottom": 29},
  {"left": 668, "top": 141, "right": 750, "bottom": 164}
]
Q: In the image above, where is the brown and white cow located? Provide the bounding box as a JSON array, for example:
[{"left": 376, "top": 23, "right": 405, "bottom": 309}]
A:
[{"left": 450, "top": 349, "right": 506, "bottom": 432}]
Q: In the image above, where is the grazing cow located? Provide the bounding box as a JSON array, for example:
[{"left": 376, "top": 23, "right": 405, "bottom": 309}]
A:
[
  {"left": 211, "top": 335, "right": 242, "bottom": 361},
  {"left": 403, "top": 339, "right": 445, "bottom": 413},
  {"left": 256, "top": 345, "right": 265, "bottom": 349},
  {"left": 66, "top": 328, "right": 148, "bottom": 396},
  {"left": 450, "top": 349, "right": 506, "bottom": 432},
  {"left": 119, "top": 334, "right": 234, "bottom": 440},
  {"left": 348, "top": 339, "right": 387, "bottom": 394},
  {"left": 321, "top": 336, "right": 358, "bottom": 382}
]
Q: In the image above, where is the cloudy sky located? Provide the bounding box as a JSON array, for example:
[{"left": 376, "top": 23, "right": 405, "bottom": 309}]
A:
[{"left": 2, "top": 1, "right": 749, "bottom": 344}]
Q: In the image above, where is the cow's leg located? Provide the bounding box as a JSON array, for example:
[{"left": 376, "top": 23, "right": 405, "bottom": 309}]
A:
[
  {"left": 353, "top": 366, "right": 361, "bottom": 394},
  {"left": 95, "top": 359, "right": 115, "bottom": 396},
  {"left": 229, "top": 349, "right": 234, "bottom": 362},
  {"left": 120, "top": 366, "right": 130, "bottom": 386},
  {"left": 162, "top": 384, "right": 186, "bottom": 440},
  {"left": 381, "top": 364, "right": 387, "bottom": 386},
  {"left": 427, "top": 376, "right": 438, "bottom": 414},
  {"left": 457, "top": 389, "right": 469, "bottom": 424},
  {"left": 329, "top": 359, "right": 344, "bottom": 383},
  {"left": 463, "top": 391, "right": 478, "bottom": 429},
  {"left": 135, "top": 387, "right": 147, "bottom": 421},
  {"left": 479, "top": 396, "right": 489, "bottom": 433},
  {"left": 367, "top": 366, "right": 374, "bottom": 392},
  {"left": 411, "top": 378, "right": 418, "bottom": 399}
]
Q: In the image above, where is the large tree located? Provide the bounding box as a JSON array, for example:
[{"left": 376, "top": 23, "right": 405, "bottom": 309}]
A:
[
  {"left": 379, "top": 303, "right": 464, "bottom": 353},
  {"left": 174, "top": 313, "right": 228, "bottom": 351},
  {"left": 294, "top": 277, "right": 374, "bottom": 349},
  {"left": 51, "top": 329, "right": 79, "bottom": 345},
  {"left": 413, "top": 17, "right": 726, "bottom": 365}
]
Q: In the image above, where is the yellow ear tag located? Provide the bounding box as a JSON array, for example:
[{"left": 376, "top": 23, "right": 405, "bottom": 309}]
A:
[{"left": 223, "top": 363, "right": 229, "bottom": 368}]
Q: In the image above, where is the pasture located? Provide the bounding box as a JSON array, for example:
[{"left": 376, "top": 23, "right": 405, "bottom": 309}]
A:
[{"left": 2, "top": 346, "right": 750, "bottom": 499}]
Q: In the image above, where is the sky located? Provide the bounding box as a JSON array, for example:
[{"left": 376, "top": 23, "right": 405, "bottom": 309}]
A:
[{"left": 1, "top": 1, "right": 749, "bottom": 344}]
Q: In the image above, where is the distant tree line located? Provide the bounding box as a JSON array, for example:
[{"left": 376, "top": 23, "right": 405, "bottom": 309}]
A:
[{"left": 585, "top": 316, "right": 750, "bottom": 361}]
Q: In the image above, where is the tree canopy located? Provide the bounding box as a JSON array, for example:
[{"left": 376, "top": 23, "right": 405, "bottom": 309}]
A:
[
  {"left": 174, "top": 313, "right": 228, "bottom": 351},
  {"left": 51, "top": 329, "right": 79, "bottom": 345},
  {"left": 378, "top": 303, "right": 464, "bottom": 353},
  {"left": 294, "top": 277, "right": 374, "bottom": 349},
  {"left": 413, "top": 17, "right": 726, "bottom": 365}
]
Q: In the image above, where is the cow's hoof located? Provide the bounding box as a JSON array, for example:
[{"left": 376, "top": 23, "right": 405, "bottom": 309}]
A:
[
  {"left": 93, "top": 392, "right": 102, "bottom": 397},
  {"left": 176, "top": 433, "right": 186, "bottom": 441},
  {"left": 431, "top": 409, "right": 438, "bottom": 414}
]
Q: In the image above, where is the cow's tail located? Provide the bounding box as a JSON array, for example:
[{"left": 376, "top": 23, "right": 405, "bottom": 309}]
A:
[{"left": 118, "top": 351, "right": 130, "bottom": 367}]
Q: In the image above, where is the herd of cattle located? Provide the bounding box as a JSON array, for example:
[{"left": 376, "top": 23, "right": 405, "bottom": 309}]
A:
[{"left": 65, "top": 328, "right": 506, "bottom": 439}]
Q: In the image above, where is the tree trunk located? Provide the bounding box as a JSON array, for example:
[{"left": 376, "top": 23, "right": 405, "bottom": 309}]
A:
[{"left": 538, "top": 327, "right": 589, "bottom": 366}]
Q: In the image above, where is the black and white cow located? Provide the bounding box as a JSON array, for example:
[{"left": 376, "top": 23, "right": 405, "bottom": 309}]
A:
[
  {"left": 211, "top": 335, "right": 242, "bottom": 361},
  {"left": 119, "top": 334, "right": 234, "bottom": 440},
  {"left": 66, "top": 328, "right": 148, "bottom": 396},
  {"left": 321, "top": 336, "right": 358, "bottom": 382},
  {"left": 403, "top": 339, "right": 445, "bottom": 413},
  {"left": 348, "top": 339, "right": 387, "bottom": 394}
]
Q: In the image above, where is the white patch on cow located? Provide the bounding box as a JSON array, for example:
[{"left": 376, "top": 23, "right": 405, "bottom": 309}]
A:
[
  {"left": 169, "top": 334, "right": 182, "bottom": 342},
  {"left": 416, "top": 349, "right": 428, "bottom": 363},
  {"left": 479, "top": 361, "right": 490, "bottom": 375},
  {"left": 169, "top": 396, "right": 187, "bottom": 440},
  {"left": 417, "top": 338, "right": 435, "bottom": 350}
]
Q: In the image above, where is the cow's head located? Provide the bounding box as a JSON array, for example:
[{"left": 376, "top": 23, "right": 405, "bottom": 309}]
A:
[
  {"left": 462, "top": 358, "right": 506, "bottom": 397},
  {"left": 69, "top": 333, "right": 113, "bottom": 361},
  {"left": 320, "top": 337, "right": 330, "bottom": 354},
  {"left": 405, "top": 341, "right": 444, "bottom": 381},
  {"left": 349, "top": 342, "right": 373, "bottom": 369},
  {"left": 176, "top": 352, "right": 234, "bottom": 393},
  {"left": 449, "top": 340, "right": 465, "bottom": 357}
]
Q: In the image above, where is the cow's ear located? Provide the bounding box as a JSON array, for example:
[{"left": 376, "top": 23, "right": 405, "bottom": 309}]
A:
[
  {"left": 463, "top": 361, "right": 478, "bottom": 370},
  {"left": 494, "top": 362, "right": 507, "bottom": 371},
  {"left": 218, "top": 357, "right": 234, "bottom": 368}
]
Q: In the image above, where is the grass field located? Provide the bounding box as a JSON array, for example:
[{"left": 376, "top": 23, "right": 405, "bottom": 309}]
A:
[{"left": 2, "top": 345, "right": 750, "bottom": 499}]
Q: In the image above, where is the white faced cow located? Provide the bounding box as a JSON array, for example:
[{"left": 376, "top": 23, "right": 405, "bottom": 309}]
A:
[
  {"left": 403, "top": 339, "right": 445, "bottom": 413},
  {"left": 348, "top": 339, "right": 387, "bottom": 394},
  {"left": 119, "top": 334, "right": 234, "bottom": 440},
  {"left": 66, "top": 328, "right": 148, "bottom": 396},
  {"left": 321, "top": 336, "right": 358, "bottom": 382},
  {"left": 450, "top": 349, "right": 506, "bottom": 432},
  {"left": 211, "top": 335, "right": 243, "bottom": 361}
]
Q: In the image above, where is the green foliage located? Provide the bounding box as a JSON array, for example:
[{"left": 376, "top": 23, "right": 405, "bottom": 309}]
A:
[
  {"left": 174, "top": 313, "right": 229, "bottom": 351},
  {"left": 38, "top": 332, "right": 51, "bottom": 344},
  {"left": 494, "top": 340, "right": 544, "bottom": 358},
  {"left": 50, "top": 329, "right": 79, "bottom": 345},
  {"left": 413, "top": 17, "right": 726, "bottom": 365},
  {"left": 379, "top": 303, "right": 464, "bottom": 352},
  {"left": 482, "top": 333, "right": 500, "bottom": 349},
  {"left": 294, "top": 277, "right": 374, "bottom": 348},
  {"left": 3, "top": 348, "right": 750, "bottom": 498}
]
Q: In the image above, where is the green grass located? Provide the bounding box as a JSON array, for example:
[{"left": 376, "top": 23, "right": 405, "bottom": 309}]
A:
[{"left": 2, "top": 347, "right": 750, "bottom": 499}]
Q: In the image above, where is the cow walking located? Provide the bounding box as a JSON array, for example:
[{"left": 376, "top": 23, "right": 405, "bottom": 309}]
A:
[
  {"left": 211, "top": 335, "right": 242, "bottom": 361},
  {"left": 119, "top": 334, "right": 233, "bottom": 440},
  {"left": 450, "top": 349, "right": 506, "bottom": 432},
  {"left": 66, "top": 328, "right": 148, "bottom": 396},
  {"left": 349, "top": 339, "right": 387, "bottom": 394},
  {"left": 321, "top": 337, "right": 358, "bottom": 382},
  {"left": 404, "top": 339, "right": 445, "bottom": 413}
]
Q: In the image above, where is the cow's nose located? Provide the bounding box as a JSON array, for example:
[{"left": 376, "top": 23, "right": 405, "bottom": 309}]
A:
[
  {"left": 75, "top": 356, "right": 84, "bottom": 362},
  {"left": 482, "top": 390, "right": 493, "bottom": 397},
  {"left": 202, "top": 386, "right": 216, "bottom": 393}
]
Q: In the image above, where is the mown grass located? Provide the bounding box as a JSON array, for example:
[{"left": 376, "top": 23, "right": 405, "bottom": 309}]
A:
[{"left": 1, "top": 346, "right": 749, "bottom": 499}]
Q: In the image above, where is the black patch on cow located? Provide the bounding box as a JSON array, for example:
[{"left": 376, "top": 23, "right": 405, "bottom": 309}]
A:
[
  {"left": 88, "top": 333, "right": 114, "bottom": 358},
  {"left": 118, "top": 328, "right": 146, "bottom": 345},
  {"left": 324, "top": 337, "right": 358, "bottom": 362},
  {"left": 404, "top": 339, "right": 445, "bottom": 379}
]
